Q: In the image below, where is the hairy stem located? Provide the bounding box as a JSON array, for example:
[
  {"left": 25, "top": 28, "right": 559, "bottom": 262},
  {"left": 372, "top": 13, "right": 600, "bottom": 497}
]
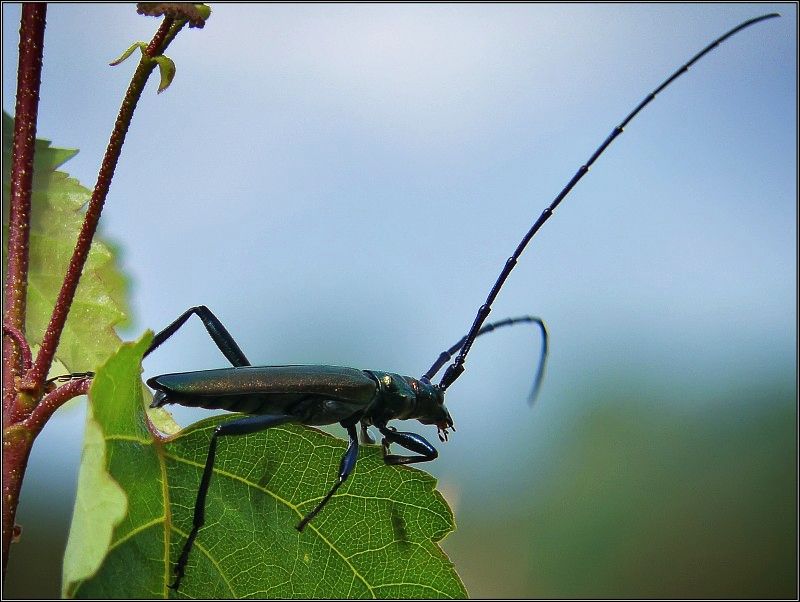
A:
[
  {"left": 1, "top": 378, "right": 90, "bottom": 582},
  {"left": 2, "top": 323, "right": 32, "bottom": 373},
  {"left": 1, "top": 4, "right": 47, "bottom": 581},
  {"left": 3, "top": 4, "right": 46, "bottom": 416},
  {"left": 24, "top": 378, "right": 92, "bottom": 435},
  {"left": 21, "top": 16, "right": 182, "bottom": 395},
  {"left": 3, "top": 11, "right": 189, "bottom": 581},
  {"left": 1, "top": 424, "right": 35, "bottom": 580}
]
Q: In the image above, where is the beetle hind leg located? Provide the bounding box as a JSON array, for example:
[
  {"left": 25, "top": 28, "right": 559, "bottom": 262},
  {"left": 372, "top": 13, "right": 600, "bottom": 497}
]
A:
[
  {"left": 149, "top": 390, "right": 169, "bottom": 408},
  {"left": 146, "top": 305, "right": 251, "bottom": 367},
  {"left": 170, "top": 413, "right": 296, "bottom": 591}
]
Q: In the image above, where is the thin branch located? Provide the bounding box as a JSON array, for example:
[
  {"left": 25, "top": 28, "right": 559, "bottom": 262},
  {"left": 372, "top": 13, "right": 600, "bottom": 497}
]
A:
[
  {"left": 146, "top": 16, "right": 175, "bottom": 56},
  {"left": 23, "top": 377, "right": 92, "bottom": 435},
  {"left": 2, "top": 3, "right": 46, "bottom": 415},
  {"left": 2, "top": 323, "right": 32, "bottom": 373},
  {"left": 21, "top": 17, "right": 185, "bottom": 394}
]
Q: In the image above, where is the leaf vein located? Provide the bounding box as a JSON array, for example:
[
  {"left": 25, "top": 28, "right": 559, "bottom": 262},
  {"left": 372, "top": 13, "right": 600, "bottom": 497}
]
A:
[
  {"left": 171, "top": 525, "right": 237, "bottom": 597},
  {"left": 164, "top": 451, "right": 376, "bottom": 595}
]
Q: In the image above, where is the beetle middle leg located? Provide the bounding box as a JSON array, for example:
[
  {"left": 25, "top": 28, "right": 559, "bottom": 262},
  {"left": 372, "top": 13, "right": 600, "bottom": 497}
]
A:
[
  {"left": 296, "top": 422, "right": 359, "bottom": 532},
  {"left": 171, "top": 412, "right": 296, "bottom": 590},
  {"left": 359, "top": 420, "right": 375, "bottom": 444},
  {"left": 378, "top": 425, "right": 438, "bottom": 465}
]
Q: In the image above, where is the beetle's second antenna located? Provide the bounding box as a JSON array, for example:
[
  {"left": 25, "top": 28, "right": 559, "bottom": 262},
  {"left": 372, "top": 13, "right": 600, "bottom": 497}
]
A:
[
  {"left": 436, "top": 13, "right": 780, "bottom": 392},
  {"left": 423, "top": 315, "right": 548, "bottom": 405}
]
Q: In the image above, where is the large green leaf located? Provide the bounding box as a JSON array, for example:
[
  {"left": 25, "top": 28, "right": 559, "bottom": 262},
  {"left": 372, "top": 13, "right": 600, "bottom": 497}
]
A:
[
  {"left": 2, "top": 111, "right": 130, "bottom": 373},
  {"left": 65, "top": 334, "right": 467, "bottom": 598}
]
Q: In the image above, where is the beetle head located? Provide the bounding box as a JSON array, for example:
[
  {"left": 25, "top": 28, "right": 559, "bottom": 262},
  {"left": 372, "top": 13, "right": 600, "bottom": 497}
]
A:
[{"left": 415, "top": 378, "right": 454, "bottom": 442}]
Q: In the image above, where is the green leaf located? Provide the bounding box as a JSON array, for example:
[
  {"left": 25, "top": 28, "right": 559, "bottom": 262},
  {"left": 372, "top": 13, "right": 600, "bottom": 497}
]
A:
[
  {"left": 109, "top": 41, "right": 148, "bottom": 67},
  {"left": 152, "top": 55, "right": 176, "bottom": 94},
  {"left": 61, "top": 343, "right": 136, "bottom": 595},
  {"left": 2, "top": 111, "right": 131, "bottom": 373},
  {"left": 66, "top": 335, "right": 466, "bottom": 598},
  {"left": 109, "top": 42, "right": 177, "bottom": 93}
]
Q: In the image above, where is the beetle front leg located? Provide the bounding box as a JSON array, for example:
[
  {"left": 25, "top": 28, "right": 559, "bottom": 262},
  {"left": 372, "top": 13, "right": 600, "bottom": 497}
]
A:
[
  {"left": 377, "top": 425, "right": 438, "bottom": 465},
  {"left": 296, "top": 422, "right": 359, "bottom": 531}
]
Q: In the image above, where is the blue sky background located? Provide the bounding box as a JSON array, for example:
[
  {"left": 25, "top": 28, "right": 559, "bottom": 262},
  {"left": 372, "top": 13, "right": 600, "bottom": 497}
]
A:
[{"left": 3, "top": 4, "right": 796, "bottom": 597}]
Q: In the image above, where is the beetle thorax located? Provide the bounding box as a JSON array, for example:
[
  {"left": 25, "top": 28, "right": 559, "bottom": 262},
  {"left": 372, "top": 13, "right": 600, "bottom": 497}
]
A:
[{"left": 365, "top": 371, "right": 453, "bottom": 439}]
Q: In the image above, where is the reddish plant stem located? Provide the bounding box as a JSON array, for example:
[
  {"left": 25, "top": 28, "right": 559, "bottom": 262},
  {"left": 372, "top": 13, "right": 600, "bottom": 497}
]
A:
[
  {"left": 1, "top": 377, "right": 89, "bottom": 580},
  {"left": 3, "top": 13, "right": 186, "bottom": 580},
  {"left": 2, "top": 323, "right": 32, "bottom": 373},
  {"left": 2, "top": 6, "right": 46, "bottom": 581},
  {"left": 147, "top": 16, "right": 175, "bottom": 56},
  {"left": 3, "top": 4, "right": 46, "bottom": 416},
  {"left": 2, "top": 423, "right": 35, "bottom": 579},
  {"left": 20, "top": 17, "right": 179, "bottom": 397},
  {"left": 23, "top": 378, "right": 92, "bottom": 435}
]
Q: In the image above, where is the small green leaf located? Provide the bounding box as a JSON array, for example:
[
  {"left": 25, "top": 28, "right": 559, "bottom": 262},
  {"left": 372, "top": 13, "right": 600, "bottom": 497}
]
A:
[
  {"left": 109, "top": 43, "right": 177, "bottom": 93},
  {"left": 109, "top": 41, "right": 148, "bottom": 67},
  {"left": 67, "top": 335, "right": 466, "bottom": 598},
  {"left": 2, "top": 111, "right": 131, "bottom": 373},
  {"left": 61, "top": 339, "right": 144, "bottom": 596},
  {"left": 152, "top": 55, "right": 176, "bottom": 94}
]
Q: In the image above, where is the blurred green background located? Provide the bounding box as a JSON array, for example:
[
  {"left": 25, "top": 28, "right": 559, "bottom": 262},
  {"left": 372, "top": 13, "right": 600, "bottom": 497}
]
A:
[
  {"left": 446, "top": 382, "right": 796, "bottom": 598},
  {"left": 3, "top": 4, "right": 796, "bottom": 599}
]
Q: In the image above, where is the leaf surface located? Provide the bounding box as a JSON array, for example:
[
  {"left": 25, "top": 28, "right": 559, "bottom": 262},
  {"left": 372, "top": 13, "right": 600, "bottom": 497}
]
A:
[
  {"left": 66, "top": 334, "right": 467, "bottom": 598},
  {"left": 2, "top": 110, "right": 130, "bottom": 373}
]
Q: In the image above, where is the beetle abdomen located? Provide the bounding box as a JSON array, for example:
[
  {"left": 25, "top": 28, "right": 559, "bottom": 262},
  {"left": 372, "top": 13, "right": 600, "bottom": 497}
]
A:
[
  {"left": 148, "top": 365, "right": 378, "bottom": 419},
  {"left": 150, "top": 389, "right": 306, "bottom": 414}
]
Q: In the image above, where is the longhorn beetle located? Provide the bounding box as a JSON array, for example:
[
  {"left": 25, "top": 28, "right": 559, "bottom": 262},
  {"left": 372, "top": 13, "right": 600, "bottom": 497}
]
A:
[{"left": 53, "top": 13, "right": 780, "bottom": 591}]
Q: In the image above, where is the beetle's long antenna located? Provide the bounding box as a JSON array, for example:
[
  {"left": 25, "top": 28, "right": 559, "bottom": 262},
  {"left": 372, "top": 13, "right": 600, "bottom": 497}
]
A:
[
  {"left": 437, "top": 13, "right": 780, "bottom": 392},
  {"left": 423, "top": 316, "right": 548, "bottom": 405}
]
